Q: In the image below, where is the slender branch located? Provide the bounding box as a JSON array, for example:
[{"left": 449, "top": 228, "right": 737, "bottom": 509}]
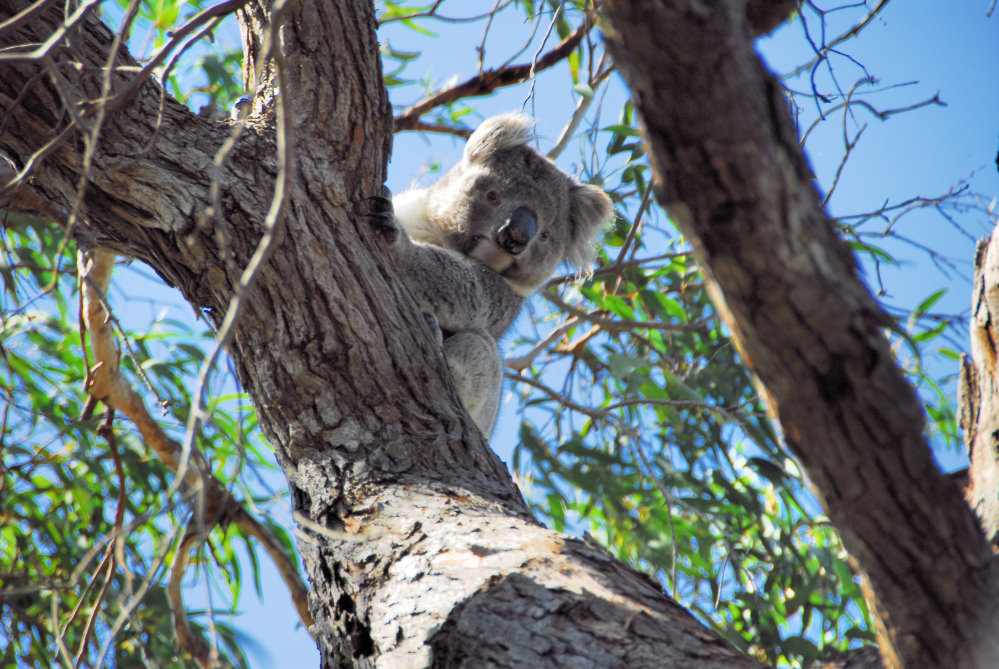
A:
[
  {"left": 542, "top": 290, "right": 710, "bottom": 333},
  {"left": 505, "top": 371, "right": 607, "bottom": 421},
  {"left": 390, "top": 119, "right": 471, "bottom": 139},
  {"left": 93, "top": 519, "right": 183, "bottom": 667},
  {"left": 547, "top": 252, "right": 692, "bottom": 287},
  {"left": 167, "top": 532, "right": 221, "bottom": 669},
  {"left": 0, "top": 0, "right": 56, "bottom": 37},
  {"left": 547, "top": 56, "right": 612, "bottom": 160},
  {"left": 71, "top": 416, "right": 128, "bottom": 669},
  {"left": 394, "top": 17, "right": 593, "bottom": 131},
  {"left": 78, "top": 247, "right": 315, "bottom": 645},
  {"left": 0, "top": 0, "right": 250, "bottom": 197},
  {"left": 784, "top": 0, "right": 891, "bottom": 79},
  {"left": 231, "top": 508, "right": 314, "bottom": 630},
  {"left": 377, "top": 0, "right": 517, "bottom": 26},
  {"left": 505, "top": 315, "right": 582, "bottom": 371},
  {"left": 175, "top": 0, "right": 294, "bottom": 525},
  {"left": 0, "top": 0, "right": 102, "bottom": 62}
]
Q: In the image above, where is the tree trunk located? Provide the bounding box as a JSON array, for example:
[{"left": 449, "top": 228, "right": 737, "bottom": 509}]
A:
[
  {"left": 0, "top": 0, "right": 767, "bottom": 666},
  {"left": 599, "top": 1, "right": 999, "bottom": 668},
  {"left": 961, "top": 234, "right": 999, "bottom": 543}
]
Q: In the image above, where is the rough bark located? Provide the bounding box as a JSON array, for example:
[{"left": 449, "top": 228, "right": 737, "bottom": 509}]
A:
[
  {"left": 599, "top": 1, "right": 999, "bottom": 668},
  {"left": 745, "top": 0, "right": 799, "bottom": 36},
  {"left": 961, "top": 235, "right": 999, "bottom": 543},
  {"left": 0, "top": 1, "right": 768, "bottom": 667}
]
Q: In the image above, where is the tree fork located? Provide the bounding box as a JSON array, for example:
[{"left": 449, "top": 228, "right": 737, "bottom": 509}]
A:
[{"left": 0, "top": 0, "right": 782, "bottom": 666}]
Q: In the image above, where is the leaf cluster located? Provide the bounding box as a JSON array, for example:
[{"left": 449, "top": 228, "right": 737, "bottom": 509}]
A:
[{"left": 1, "top": 215, "right": 289, "bottom": 668}]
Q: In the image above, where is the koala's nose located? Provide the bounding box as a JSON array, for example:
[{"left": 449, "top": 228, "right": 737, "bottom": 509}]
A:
[{"left": 497, "top": 207, "right": 536, "bottom": 255}]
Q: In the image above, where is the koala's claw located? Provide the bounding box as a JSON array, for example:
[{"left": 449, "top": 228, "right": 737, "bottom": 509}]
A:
[
  {"left": 368, "top": 195, "right": 393, "bottom": 213},
  {"left": 421, "top": 311, "right": 444, "bottom": 346},
  {"left": 366, "top": 195, "right": 400, "bottom": 244}
]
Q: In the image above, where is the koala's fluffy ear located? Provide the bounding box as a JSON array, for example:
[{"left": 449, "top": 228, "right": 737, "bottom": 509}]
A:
[
  {"left": 464, "top": 113, "right": 534, "bottom": 163},
  {"left": 565, "top": 182, "right": 613, "bottom": 270}
]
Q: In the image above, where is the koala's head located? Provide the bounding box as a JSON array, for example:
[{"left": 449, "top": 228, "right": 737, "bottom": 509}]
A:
[{"left": 424, "top": 113, "right": 613, "bottom": 296}]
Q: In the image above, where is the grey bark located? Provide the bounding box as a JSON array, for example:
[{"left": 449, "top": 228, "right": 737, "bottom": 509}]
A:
[{"left": 599, "top": 1, "right": 999, "bottom": 668}]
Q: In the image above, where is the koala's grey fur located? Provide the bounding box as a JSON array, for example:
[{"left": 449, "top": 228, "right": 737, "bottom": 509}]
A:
[{"left": 370, "top": 113, "right": 612, "bottom": 436}]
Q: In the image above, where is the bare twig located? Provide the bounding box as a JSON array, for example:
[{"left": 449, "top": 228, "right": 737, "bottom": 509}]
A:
[
  {"left": 377, "top": 0, "right": 516, "bottom": 26},
  {"left": 542, "top": 291, "right": 710, "bottom": 333},
  {"left": 93, "top": 518, "right": 183, "bottom": 668},
  {"left": 167, "top": 532, "right": 223, "bottom": 669},
  {"left": 0, "top": 0, "right": 58, "bottom": 38},
  {"left": 78, "top": 245, "right": 314, "bottom": 651},
  {"left": 395, "top": 120, "right": 472, "bottom": 139},
  {"left": 547, "top": 55, "right": 612, "bottom": 160},
  {"left": 0, "top": 0, "right": 249, "bottom": 198},
  {"left": 394, "top": 17, "right": 593, "bottom": 131},
  {"left": 0, "top": 0, "right": 102, "bottom": 62},
  {"left": 175, "top": 0, "right": 295, "bottom": 513},
  {"left": 784, "top": 0, "right": 891, "bottom": 79},
  {"left": 506, "top": 372, "right": 608, "bottom": 421},
  {"left": 505, "top": 316, "right": 582, "bottom": 371},
  {"left": 521, "top": 3, "right": 563, "bottom": 115},
  {"left": 71, "top": 415, "right": 127, "bottom": 669}
]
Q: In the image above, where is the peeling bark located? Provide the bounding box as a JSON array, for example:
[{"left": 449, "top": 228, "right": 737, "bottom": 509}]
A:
[
  {"left": 961, "top": 234, "right": 999, "bottom": 543},
  {"left": 599, "top": 1, "right": 999, "bottom": 667}
]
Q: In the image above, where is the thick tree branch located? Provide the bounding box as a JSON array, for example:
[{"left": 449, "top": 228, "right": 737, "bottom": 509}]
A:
[{"left": 599, "top": 1, "right": 999, "bottom": 667}]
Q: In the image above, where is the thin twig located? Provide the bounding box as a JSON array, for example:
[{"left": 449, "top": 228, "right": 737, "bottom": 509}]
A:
[
  {"left": 176, "top": 0, "right": 295, "bottom": 515},
  {"left": 0, "top": 0, "right": 58, "bottom": 38},
  {"left": 394, "top": 17, "right": 592, "bottom": 131},
  {"left": 505, "top": 315, "right": 582, "bottom": 372},
  {"left": 543, "top": 291, "right": 710, "bottom": 333},
  {"left": 547, "top": 56, "right": 612, "bottom": 160},
  {"left": 78, "top": 245, "right": 314, "bottom": 648},
  {"left": 167, "top": 532, "right": 221, "bottom": 669},
  {"left": 72, "top": 415, "right": 126, "bottom": 668},
  {"left": 784, "top": 0, "right": 891, "bottom": 79}
]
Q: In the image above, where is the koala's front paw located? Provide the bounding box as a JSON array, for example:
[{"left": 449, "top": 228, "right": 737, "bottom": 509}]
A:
[{"left": 367, "top": 196, "right": 400, "bottom": 245}]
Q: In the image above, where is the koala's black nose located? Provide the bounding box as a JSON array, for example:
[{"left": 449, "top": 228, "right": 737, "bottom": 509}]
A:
[{"left": 497, "top": 207, "right": 536, "bottom": 255}]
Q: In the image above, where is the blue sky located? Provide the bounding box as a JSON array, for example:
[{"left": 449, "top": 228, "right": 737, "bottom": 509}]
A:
[{"left": 83, "top": 2, "right": 999, "bottom": 666}]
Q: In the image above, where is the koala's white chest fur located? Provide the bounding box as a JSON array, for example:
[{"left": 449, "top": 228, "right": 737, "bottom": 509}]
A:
[{"left": 391, "top": 189, "right": 444, "bottom": 247}]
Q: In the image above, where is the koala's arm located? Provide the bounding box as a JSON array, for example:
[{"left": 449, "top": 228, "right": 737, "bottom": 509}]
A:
[{"left": 368, "top": 197, "right": 522, "bottom": 339}]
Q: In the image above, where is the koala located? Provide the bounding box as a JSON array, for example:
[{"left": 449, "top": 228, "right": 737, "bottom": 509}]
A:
[{"left": 369, "top": 113, "right": 612, "bottom": 436}]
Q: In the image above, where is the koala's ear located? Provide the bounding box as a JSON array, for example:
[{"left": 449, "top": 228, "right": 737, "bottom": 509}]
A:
[
  {"left": 565, "top": 182, "right": 613, "bottom": 270},
  {"left": 464, "top": 113, "right": 534, "bottom": 163}
]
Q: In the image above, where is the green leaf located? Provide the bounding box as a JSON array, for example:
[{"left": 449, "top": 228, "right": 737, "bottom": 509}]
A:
[{"left": 913, "top": 288, "right": 946, "bottom": 319}]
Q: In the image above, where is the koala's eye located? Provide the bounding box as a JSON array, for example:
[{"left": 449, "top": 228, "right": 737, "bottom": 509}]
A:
[
  {"left": 485, "top": 190, "right": 500, "bottom": 205},
  {"left": 539, "top": 231, "right": 551, "bottom": 241}
]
